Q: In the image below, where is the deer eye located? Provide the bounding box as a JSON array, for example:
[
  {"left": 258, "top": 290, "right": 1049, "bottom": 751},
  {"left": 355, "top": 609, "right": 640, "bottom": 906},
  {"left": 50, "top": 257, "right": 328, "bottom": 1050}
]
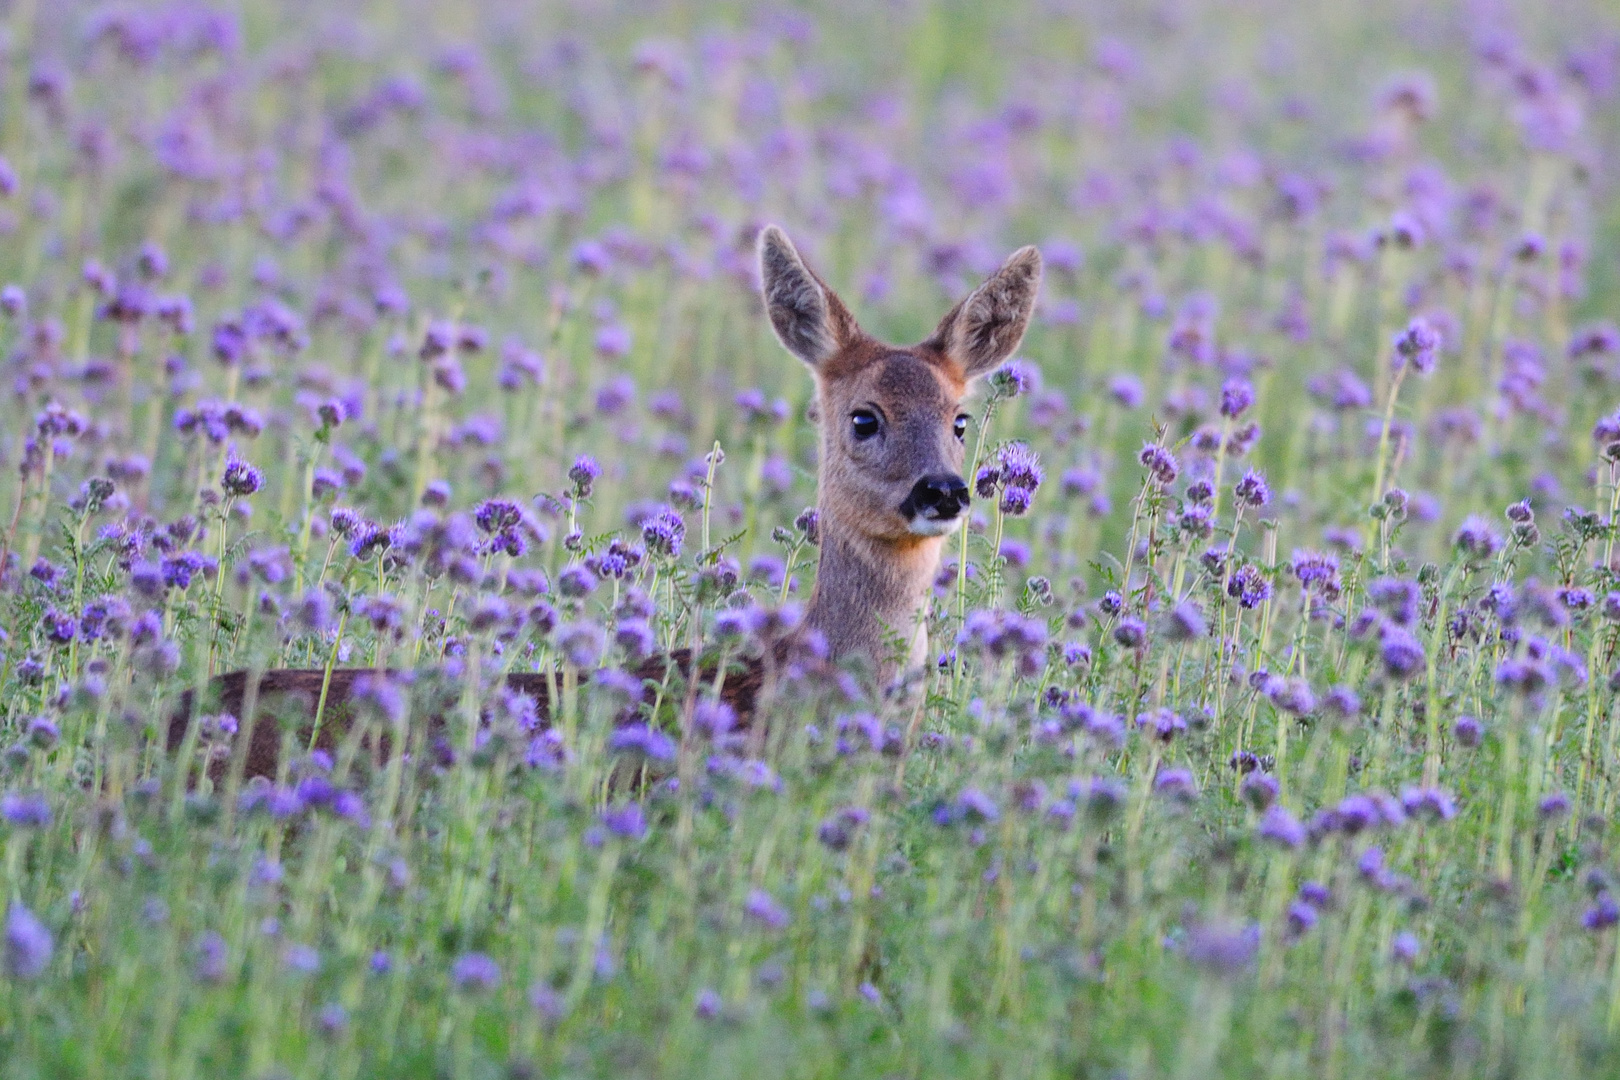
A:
[
  {"left": 850, "top": 410, "right": 880, "bottom": 440},
  {"left": 953, "top": 415, "right": 970, "bottom": 441}
]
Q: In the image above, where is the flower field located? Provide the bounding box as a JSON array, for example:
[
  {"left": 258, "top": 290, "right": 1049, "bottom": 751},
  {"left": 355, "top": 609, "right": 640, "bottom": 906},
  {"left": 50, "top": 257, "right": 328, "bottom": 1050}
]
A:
[{"left": 2, "top": 1, "right": 1620, "bottom": 1076}]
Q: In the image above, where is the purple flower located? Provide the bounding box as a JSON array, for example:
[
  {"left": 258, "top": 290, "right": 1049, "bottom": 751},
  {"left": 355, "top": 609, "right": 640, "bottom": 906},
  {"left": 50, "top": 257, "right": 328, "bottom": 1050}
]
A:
[
  {"left": 1234, "top": 468, "right": 1271, "bottom": 508},
  {"left": 1164, "top": 600, "right": 1206, "bottom": 642},
  {"left": 1392, "top": 318, "right": 1441, "bottom": 375},
  {"left": 601, "top": 803, "right": 647, "bottom": 840},
  {"left": 693, "top": 700, "right": 736, "bottom": 738},
  {"left": 194, "top": 931, "right": 228, "bottom": 984},
  {"left": 572, "top": 240, "right": 611, "bottom": 275},
  {"left": 1452, "top": 715, "right": 1482, "bottom": 748},
  {"left": 817, "top": 806, "right": 870, "bottom": 852},
  {"left": 5, "top": 903, "right": 52, "bottom": 979},
  {"left": 595, "top": 323, "right": 633, "bottom": 359},
  {"left": 1241, "top": 772, "right": 1280, "bottom": 811},
  {"left": 956, "top": 787, "right": 1000, "bottom": 823},
  {"left": 474, "top": 498, "right": 523, "bottom": 535},
  {"left": 555, "top": 623, "right": 605, "bottom": 668},
  {"left": 569, "top": 455, "right": 602, "bottom": 499},
  {"left": 743, "top": 888, "right": 790, "bottom": 931},
  {"left": 282, "top": 943, "right": 320, "bottom": 975},
  {"left": 1291, "top": 550, "right": 1341, "bottom": 599},
  {"left": 1109, "top": 374, "right": 1144, "bottom": 408},
  {"left": 1138, "top": 443, "right": 1179, "bottom": 485},
  {"left": 607, "top": 724, "right": 676, "bottom": 762},
  {"left": 1323, "top": 685, "right": 1361, "bottom": 722},
  {"left": 1153, "top": 768, "right": 1198, "bottom": 802},
  {"left": 1219, "top": 377, "right": 1255, "bottom": 418},
  {"left": 42, "top": 607, "right": 77, "bottom": 645},
  {"left": 1227, "top": 564, "right": 1272, "bottom": 609},
  {"left": 1267, "top": 676, "right": 1316, "bottom": 716},
  {"left": 221, "top": 455, "right": 262, "bottom": 497},
  {"left": 988, "top": 359, "right": 1036, "bottom": 399},
  {"left": 451, "top": 952, "right": 502, "bottom": 992},
  {"left": 999, "top": 487, "right": 1032, "bottom": 515},
  {"left": 1257, "top": 804, "right": 1305, "bottom": 848},
  {"left": 1400, "top": 787, "right": 1457, "bottom": 822},
  {"left": 641, "top": 507, "right": 686, "bottom": 557},
  {"left": 996, "top": 442, "right": 1044, "bottom": 492},
  {"left": 1585, "top": 894, "right": 1620, "bottom": 931},
  {"left": 1391, "top": 931, "right": 1421, "bottom": 964},
  {"left": 1453, "top": 516, "right": 1502, "bottom": 560},
  {"left": 1182, "top": 919, "right": 1259, "bottom": 977},
  {"left": 316, "top": 1003, "right": 348, "bottom": 1037},
  {"left": 1113, "top": 617, "right": 1146, "bottom": 648},
  {"left": 1, "top": 792, "right": 51, "bottom": 828},
  {"left": 1378, "top": 626, "right": 1425, "bottom": 680}
]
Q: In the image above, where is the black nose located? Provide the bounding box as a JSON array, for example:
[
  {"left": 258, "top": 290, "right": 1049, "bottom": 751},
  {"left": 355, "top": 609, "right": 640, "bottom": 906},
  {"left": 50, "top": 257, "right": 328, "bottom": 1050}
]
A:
[{"left": 903, "top": 474, "right": 971, "bottom": 520}]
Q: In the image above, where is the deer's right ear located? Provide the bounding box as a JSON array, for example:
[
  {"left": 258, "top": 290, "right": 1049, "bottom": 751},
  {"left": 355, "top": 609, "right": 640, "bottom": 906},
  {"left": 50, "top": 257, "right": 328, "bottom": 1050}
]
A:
[
  {"left": 758, "top": 225, "right": 858, "bottom": 369},
  {"left": 927, "top": 245, "right": 1043, "bottom": 379}
]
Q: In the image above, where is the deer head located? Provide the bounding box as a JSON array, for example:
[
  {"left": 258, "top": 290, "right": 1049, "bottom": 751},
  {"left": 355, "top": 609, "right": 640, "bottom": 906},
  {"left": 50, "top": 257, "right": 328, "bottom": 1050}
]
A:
[{"left": 757, "top": 225, "right": 1042, "bottom": 673}]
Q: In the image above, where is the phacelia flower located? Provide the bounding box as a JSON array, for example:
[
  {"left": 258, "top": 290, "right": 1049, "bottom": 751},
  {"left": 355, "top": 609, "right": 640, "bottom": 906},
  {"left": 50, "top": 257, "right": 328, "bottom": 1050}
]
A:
[
  {"left": 1392, "top": 317, "right": 1441, "bottom": 375},
  {"left": 221, "top": 455, "right": 263, "bottom": 497}
]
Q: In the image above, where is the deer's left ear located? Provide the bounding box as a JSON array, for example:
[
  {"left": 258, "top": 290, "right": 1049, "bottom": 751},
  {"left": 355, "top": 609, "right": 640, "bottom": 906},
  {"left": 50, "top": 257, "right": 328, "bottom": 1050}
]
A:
[{"left": 928, "top": 245, "right": 1043, "bottom": 379}]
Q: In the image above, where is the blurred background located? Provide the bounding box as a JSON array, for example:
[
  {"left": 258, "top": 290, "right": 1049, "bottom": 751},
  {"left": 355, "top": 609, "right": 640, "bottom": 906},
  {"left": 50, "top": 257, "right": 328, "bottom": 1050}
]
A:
[{"left": 3, "top": 0, "right": 1617, "bottom": 584}]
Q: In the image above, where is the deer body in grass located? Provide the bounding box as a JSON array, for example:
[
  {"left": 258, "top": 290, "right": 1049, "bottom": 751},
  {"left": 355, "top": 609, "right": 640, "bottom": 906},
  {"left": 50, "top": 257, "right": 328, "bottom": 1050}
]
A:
[{"left": 173, "top": 226, "right": 1043, "bottom": 777}]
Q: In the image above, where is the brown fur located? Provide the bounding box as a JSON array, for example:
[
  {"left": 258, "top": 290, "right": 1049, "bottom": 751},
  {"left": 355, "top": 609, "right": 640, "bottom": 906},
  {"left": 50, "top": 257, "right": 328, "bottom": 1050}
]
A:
[
  {"left": 174, "top": 227, "right": 1040, "bottom": 781},
  {"left": 170, "top": 650, "right": 768, "bottom": 782}
]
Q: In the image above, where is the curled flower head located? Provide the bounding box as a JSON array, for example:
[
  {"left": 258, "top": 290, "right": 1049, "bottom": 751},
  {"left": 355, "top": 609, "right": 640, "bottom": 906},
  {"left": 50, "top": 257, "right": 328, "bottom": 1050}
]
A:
[
  {"left": 1234, "top": 468, "right": 1271, "bottom": 508},
  {"left": 1219, "top": 377, "right": 1254, "bottom": 419},
  {"left": 568, "top": 455, "right": 602, "bottom": 499},
  {"left": 1138, "top": 443, "right": 1179, "bottom": 485},
  {"left": 1393, "top": 319, "right": 1441, "bottom": 376},
  {"left": 641, "top": 507, "right": 685, "bottom": 558},
  {"left": 221, "top": 455, "right": 262, "bottom": 497}
]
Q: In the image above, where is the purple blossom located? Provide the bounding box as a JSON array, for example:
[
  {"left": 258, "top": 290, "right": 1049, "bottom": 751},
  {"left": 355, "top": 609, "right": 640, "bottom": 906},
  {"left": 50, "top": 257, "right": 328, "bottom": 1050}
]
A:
[
  {"left": 1234, "top": 468, "right": 1271, "bottom": 508},
  {"left": 1453, "top": 516, "right": 1503, "bottom": 560},
  {"left": 955, "top": 786, "right": 1000, "bottom": 823},
  {"left": 450, "top": 952, "right": 502, "bottom": 992},
  {"left": 221, "top": 455, "right": 262, "bottom": 497},
  {"left": 1153, "top": 768, "right": 1198, "bottom": 802},
  {"left": 1219, "top": 377, "right": 1255, "bottom": 418},
  {"left": 1258, "top": 805, "right": 1305, "bottom": 848},
  {"left": 1, "top": 792, "right": 51, "bottom": 828},
  {"left": 601, "top": 803, "right": 647, "bottom": 840},
  {"left": 641, "top": 507, "right": 686, "bottom": 557},
  {"left": 607, "top": 724, "right": 676, "bottom": 762},
  {"left": 742, "top": 888, "right": 791, "bottom": 931},
  {"left": 1392, "top": 317, "right": 1441, "bottom": 375},
  {"left": 1585, "top": 894, "right": 1620, "bottom": 931},
  {"left": 1138, "top": 443, "right": 1179, "bottom": 485},
  {"left": 1228, "top": 564, "right": 1272, "bottom": 608},
  {"left": 5, "top": 903, "right": 52, "bottom": 979}
]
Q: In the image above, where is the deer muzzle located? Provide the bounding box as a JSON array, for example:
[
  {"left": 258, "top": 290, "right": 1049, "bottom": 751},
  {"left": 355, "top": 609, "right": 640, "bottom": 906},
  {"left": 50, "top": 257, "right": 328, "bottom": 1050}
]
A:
[{"left": 901, "top": 473, "right": 971, "bottom": 535}]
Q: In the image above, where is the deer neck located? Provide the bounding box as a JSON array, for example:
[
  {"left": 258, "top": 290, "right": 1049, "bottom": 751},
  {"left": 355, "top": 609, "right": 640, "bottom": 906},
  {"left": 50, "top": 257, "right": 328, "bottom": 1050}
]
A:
[{"left": 804, "top": 522, "right": 944, "bottom": 678}]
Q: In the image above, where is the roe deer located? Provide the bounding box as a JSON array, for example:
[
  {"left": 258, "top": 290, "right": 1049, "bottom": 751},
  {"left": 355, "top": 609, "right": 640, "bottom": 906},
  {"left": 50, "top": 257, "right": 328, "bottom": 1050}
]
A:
[{"left": 172, "top": 226, "right": 1042, "bottom": 778}]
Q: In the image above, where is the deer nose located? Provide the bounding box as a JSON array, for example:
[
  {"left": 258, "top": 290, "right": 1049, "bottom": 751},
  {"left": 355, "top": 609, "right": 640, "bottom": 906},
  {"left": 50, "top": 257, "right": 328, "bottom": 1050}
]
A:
[{"left": 903, "top": 474, "right": 971, "bottom": 520}]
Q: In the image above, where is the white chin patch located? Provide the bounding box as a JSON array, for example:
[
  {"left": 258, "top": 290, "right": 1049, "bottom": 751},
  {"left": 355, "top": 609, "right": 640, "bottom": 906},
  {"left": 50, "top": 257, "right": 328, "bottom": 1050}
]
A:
[{"left": 907, "top": 515, "right": 963, "bottom": 538}]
